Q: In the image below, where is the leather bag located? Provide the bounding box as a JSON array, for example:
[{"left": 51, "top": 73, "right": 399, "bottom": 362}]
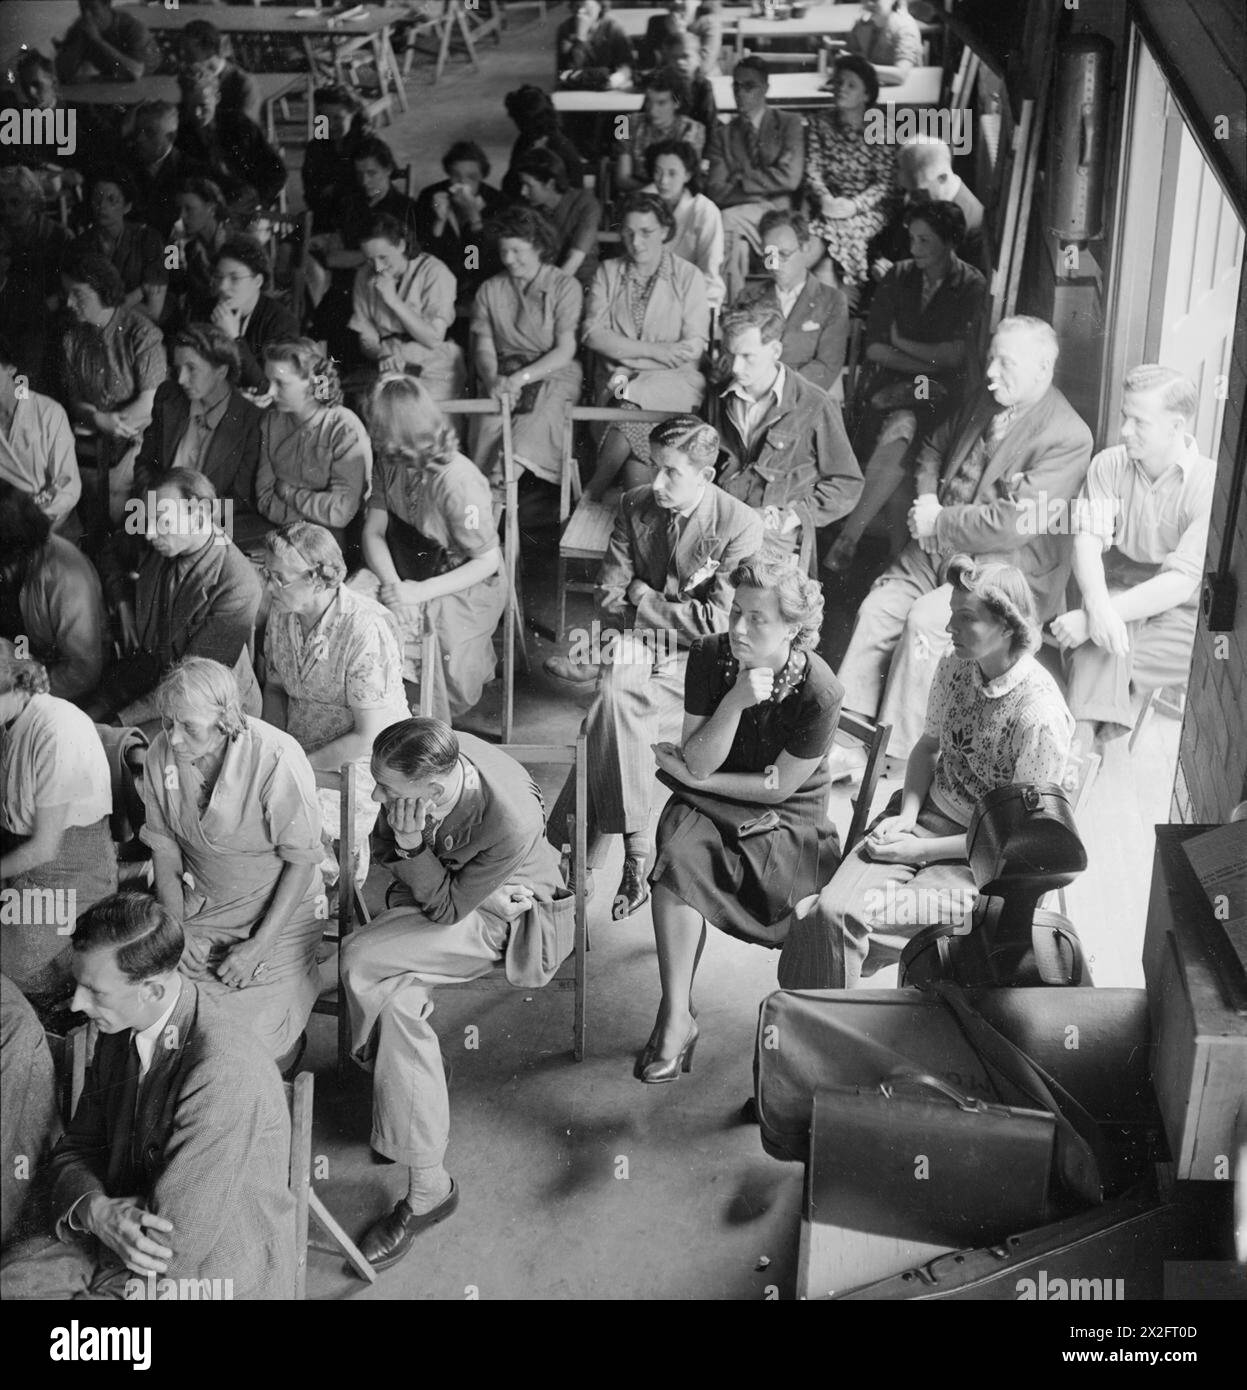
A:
[{"left": 808, "top": 1072, "right": 1056, "bottom": 1245}]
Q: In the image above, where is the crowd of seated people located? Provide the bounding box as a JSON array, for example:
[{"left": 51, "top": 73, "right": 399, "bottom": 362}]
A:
[{"left": 1, "top": 20, "right": 1220, "bottom": 1294}]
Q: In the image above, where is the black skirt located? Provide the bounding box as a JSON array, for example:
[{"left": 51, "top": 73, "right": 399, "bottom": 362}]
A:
[{"left": 649, "top": 768, "right": 842, "bottom": 948}]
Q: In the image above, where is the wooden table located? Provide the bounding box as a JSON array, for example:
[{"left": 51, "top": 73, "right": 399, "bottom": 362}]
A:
[
  {"left": 63, "top": 72, "right": 306, "bottom": 144},
  {"left": 554, "top": 65, "right": 942, "bottom": 112},
  {"left": 137, "top": 3, "right": 411, "bottom": 112},
  {"left": 613, "top": 4, "right": 860, "bottom": 40}
]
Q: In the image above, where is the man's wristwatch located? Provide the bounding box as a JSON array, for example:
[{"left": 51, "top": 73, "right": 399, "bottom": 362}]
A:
[{"left": 394, "top": 840, "right": 426, "bottom": 860}]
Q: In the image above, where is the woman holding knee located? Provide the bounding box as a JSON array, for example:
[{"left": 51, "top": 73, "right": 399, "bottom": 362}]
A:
[
  {"left": 640, "top": 556, "right": 843, "bottom": 1082},
  {"left": 781, "top": 556, "right": 1073, "bottom": 991}
]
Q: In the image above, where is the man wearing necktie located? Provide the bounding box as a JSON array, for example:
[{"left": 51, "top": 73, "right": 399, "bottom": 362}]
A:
[
  {"left": 831, "top": 315, "right": 1093, "bottom": 769},
  {"left": 0, "top": 892, "right": 295, "bottom": 1300},
  {"left": 545, "top": 418, "right": 764, "bottom": 919}
]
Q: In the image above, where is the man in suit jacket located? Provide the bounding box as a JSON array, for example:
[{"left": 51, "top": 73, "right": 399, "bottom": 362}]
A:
[
  {"left": 752, "top": 209, "right": 849, "bottom": 399},
  {"left": 716, "top": 301, "right": 862, "bottom": 555},
  {"left": 177, "top": 74, "right": 286, "bottom": 217},
  {"left": 834, "top": 315, "right": 1093, "bottom": 762},
  {"left": 342, "top": 719, "right": 570, "bottom": 1273},
  {"left": 87, "top": 468, "right": 262, "bottom": 728},
  {"left": 704, "top": 57, "right": 805, "bottom": 303},
  {"left": 124, "top": 101, "right": 208, "bottom": 242},
  {"left": 545, "top": 416, "right": 765, "bottom": 917},
  {"left": 0, "top": 892, "right": 295, "bottom": 1300},
  {"left": 135, "top": 324, "right": 262, "bottom": 532}
]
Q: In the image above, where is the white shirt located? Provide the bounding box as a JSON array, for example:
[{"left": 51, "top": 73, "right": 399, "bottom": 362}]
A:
[
  {"left": 725, "top": 364, "right": 786, "bottom": 451},
  {"left": 133, "top": 978, "right": 183, "bottom": 1078},
  {"left": 775, "top": 277, "right": 807, "bottom": 321}
]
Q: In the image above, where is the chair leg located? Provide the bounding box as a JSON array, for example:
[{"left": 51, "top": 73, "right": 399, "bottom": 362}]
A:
[
  {"left": 556, "top": 556, "right": 568, "bottom": 642},
  {"left": 1128, "top": 688, "right": 1158, "bottom": 752},
  {"left": 309, "top": 1189, "right": 377, "bottom": 1284}
]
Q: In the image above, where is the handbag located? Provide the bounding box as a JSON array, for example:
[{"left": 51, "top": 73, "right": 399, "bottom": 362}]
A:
[
  {"left": 808, "top": 1070, "right": 1056, "bottom": 1245},
  {"left": 967, "top": 783, "right": 1086, "bottom": 896}
]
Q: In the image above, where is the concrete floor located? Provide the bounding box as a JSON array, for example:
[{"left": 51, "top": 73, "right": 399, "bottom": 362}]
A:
[{"left": 7, "top": 6, "right": 1183, "bottom": 1297}]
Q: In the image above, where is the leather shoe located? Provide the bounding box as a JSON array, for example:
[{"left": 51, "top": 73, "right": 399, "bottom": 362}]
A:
[
  {"left": 612, "top": 855, "right": 650, "bottom": 920},
  {"left": 543, "top": 655, "right": 599, "bottom": 687},
  {"left": 357, "top": 1180, "right": 460, "bottom": 1273}
]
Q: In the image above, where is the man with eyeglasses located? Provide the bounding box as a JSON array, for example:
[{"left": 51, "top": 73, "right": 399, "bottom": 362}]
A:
[
  {"left": 751, "top": 208, "right": 850, "bottom": 400},
  {"left": 705, "top": 57, "right": 805, "bottom": 303}
]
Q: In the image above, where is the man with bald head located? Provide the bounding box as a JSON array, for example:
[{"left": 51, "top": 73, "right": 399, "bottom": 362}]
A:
[
  {"left": 869, "top": 137, "right": 986, "bottom": 280},
  {"left": 831, "top": 315, "right": 1092, "bottom": 767}
]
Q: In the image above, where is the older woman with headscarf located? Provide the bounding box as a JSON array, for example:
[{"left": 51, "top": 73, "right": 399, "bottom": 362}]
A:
[
  {"left": 0, "top": 650, "right": 117, "bottom": 1013},
  {"left": 260, "top": 521, "right": 410, "bottom": 887},
  {"left": 140, "top": 657, "right": 325, "bottom": 1065}
]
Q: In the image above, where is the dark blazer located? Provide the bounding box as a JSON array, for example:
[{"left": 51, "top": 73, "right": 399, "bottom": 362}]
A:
[
  {"left": 413, "top": 179, "right": 507, "bottom": 293},
  {"left": 716, "top": 367, "right": 863, "bottom": 532},
  {"left": 598, "top": 482, "right": 766, "bottom": 646},
  {"left": 375, "top": 733, "right": 572, "bottom": 986},
  {"left": 915, "top": 383, "right": 1094, "bottom": 620},
  {"left": 753, "top": 278, "right": 850, "bottom": 397},
  {"left": 93, "top": 525, "right": 263, "bottom": 714},
  {"left": 238, "top": 295, "right": 301, "bottom": 392},
  {"left": 125, "top": 146, "right": 210, "bottom": 241},
  {"left": 176, "top": 114, "right": 286, "bottom": 211},
  {"left": 48, "top": 981, "right": 296, "bottom": 1300},
  {"left": 705, "top": 106, "right": 805, "bottom": 208},
  {"left": 135, "top": 380, "right": 262, "bottom": 511}
]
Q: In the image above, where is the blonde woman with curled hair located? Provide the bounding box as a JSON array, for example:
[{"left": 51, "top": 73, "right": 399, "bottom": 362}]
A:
[
  {"left": 140, "top": 657, "right": 325, "bottom": 1065},
  {"left": 0, "top": 649, "right": 116, "bottom": 1012},
  {"left": 350, "top": 376, "right": 505, "bottom": 722},
  {"left": 639, "top": 555, "right": 844, "bottom": 1083},
  {"left": 783, "top": 555, "right": 1073, "bottom": 992},
  {"left": 261, "top": 521, "right": 409, "bottom": 886},
  {"left": 255, "top": 338, "right": 373, "bottom": 553}
]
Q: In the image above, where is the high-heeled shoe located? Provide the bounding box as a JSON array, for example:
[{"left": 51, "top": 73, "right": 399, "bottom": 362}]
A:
[
  {"left": 639, "top": 1021, "right": 699, "bottom": 1084},
  {"left": 633, "top": 1003, "right": 698, "bottom": 1078}
]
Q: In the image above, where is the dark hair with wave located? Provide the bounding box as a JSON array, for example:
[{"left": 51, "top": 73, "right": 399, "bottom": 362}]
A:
[
  {"left": 172, "top": 321, "right": 242, "bottom": 386},
  {"left": 487, "top": 204, "right": 559, "bottom": 263},
  {"left": 60, "top": 247, "right": 126, "bottom": 307},
  {"left": 729, "top": 554, "right": 824, "bottom": 650},
  {"left": 942, "top": 553, "right": 1040, "bottom": 657},
  {"left": 372, "top": 717, "right": 460, "bottom": 783},
  {"left": 903, "top": 197, "right": 967, "bottom": 250},
  {"left": 619, "top": 190, "right": 676, "bottom": 241},
  {"left": 72, "top": 890, "right": 185, "bottom": 982},
  {"left": 644, "top": 138, "right": 701, "bottom": 194}
]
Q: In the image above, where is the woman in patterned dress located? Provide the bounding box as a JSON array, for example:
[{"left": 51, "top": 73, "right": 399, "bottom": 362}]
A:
[
  {"left": 783, "top": 556, "right": 1074, "bottom": 991},
  {"left": 261, "top": 521, "right": 410, "bottom": 887},
  {"left": 581, "top": 192, "right": 710, "bottom": 498},
  {"left": 802, "top": 54, "right": 900, "bottom": 293}
]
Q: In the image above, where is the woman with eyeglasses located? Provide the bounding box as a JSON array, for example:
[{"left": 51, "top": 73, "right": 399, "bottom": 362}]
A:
[
  {"left": 209, "top": 233, "right": 299, "bottom": 394},
  {"left": 639, "top": 556, "right": 843, "bottom": 1083},
  {"left": 140, "top": 656, "right": 325, "bottom": 1067},
  {"left": 260, "top": 522, "right": 409, "bottom": 887},
  {"left": 581, "top": 191, "right": 710, "bottom": 500},
  {"left": 643, "top": 138, "right": 724, "bottom": 309},
  {"left": 0, "top": 651, "right": 117, "bottom": 1016},
  {"left": 254, "top": 339, "right": 373, "bottom": 554},
  {"left": 77, "top": 166, "right": 167, "bottom": 324},
  {"left": 802, "top": 54, "right": 900, "bottom": 293},
  {"left": 352, "top": 376, "right": 506, "bottom": 723}
]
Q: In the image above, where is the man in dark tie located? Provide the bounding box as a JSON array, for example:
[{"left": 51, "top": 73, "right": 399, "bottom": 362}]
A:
[
  {"left": 704, "top": 57, "right": 805, "bottom": 303},
  {"left": 831, "top": 315, "right": 1093, "bottom": 772},
  {"left": 544, "top": 417, "right": 764, "bottom": 918},
  {"left": 0, "top": 892, "right": 296, "bottom": 1300}
]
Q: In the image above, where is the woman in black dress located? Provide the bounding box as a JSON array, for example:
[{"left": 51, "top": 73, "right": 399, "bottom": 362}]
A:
[{"left": 640, "top": 556, "right": 843, "bottom": 1082}]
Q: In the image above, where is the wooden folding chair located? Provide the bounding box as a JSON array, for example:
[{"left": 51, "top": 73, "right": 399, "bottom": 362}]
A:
[
  {"left": 555, "top": 405, "right": 682, "bottom": 639},
  {"left": 457, "top": 737, "right": 590, "bottom": 1061},
  {"left": 285, "top": 1071, "right": 375, "bottom": 1294},
  {"left": 310, "top": 762, "right": 371, "bottom": 1077},
  {"left": 1128, "top": 684, "right": 1187, "bottom": 753},
  {"left": 836, "top": 711, "right": 893, "bottom": 855},
  {"left": 438, "top": 396, "right": 528, "bottom": 742}
]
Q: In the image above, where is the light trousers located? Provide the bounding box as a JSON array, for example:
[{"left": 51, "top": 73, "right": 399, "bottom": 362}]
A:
[{"left": 341, "top": 906, "right": 509, "bottom": 1168}]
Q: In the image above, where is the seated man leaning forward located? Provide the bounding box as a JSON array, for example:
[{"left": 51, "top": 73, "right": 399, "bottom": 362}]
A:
[
  {"left": 0, "top": 891, "right": 296, "bottom": 1301},
  {"left": 543, "top": 417, "right": 764, "bottom": 919},
  {"left": 780, "top": 556, "right": 1073, "bottom": 991},
  {"left": 341, "top": 718, "right": 572, "bottom": 1273},
  {"left": 1049, "top": 364, "right": 1214, "bottom": 759},
  {"left": 831, "top": 314, "right": 1092, "bottom": 772}
]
